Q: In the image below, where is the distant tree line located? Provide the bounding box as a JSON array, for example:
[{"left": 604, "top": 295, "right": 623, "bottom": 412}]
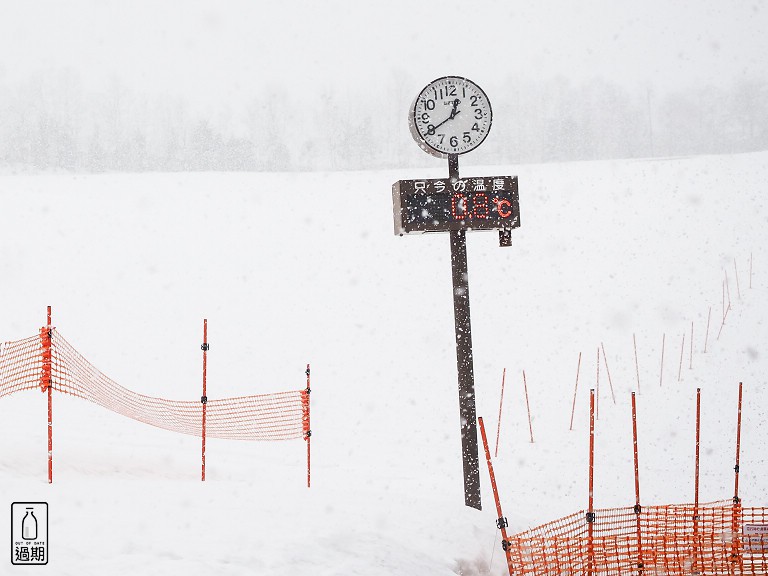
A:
[{"left": 1, "top": 69, "right": 766, "bottom": 172}]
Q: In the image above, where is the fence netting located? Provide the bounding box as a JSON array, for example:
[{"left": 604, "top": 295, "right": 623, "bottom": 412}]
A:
[
  {"left": 506, "top": 500, "right": 768, "bottom": 575},
  {"left": 0, "top": 329, "right": 309, "bottom": 441}
]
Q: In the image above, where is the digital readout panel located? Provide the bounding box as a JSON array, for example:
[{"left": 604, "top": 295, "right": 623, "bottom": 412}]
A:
[{"left": 393, "top": 176, "right": 519, "bottom": 234}]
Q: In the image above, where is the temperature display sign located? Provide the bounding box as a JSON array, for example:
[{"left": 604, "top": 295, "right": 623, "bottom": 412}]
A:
[{"left": 392, "top": 176, "right": 519, "bottom": 235}]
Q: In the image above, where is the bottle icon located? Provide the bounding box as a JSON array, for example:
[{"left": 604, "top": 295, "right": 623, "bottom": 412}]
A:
[{"left": 22, "top": 508, "right": 37, "bottom": 540}]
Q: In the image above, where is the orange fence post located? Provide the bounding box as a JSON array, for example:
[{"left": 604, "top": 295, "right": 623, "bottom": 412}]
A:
[
  {"left": 569, "top": 352, "right": 581, "bottom": 430},
  {"left": 304, "top": 364, "right": 311, "bottom": 488},
  {"left": 201, "top": 319, "right": 208, "bottom": 481},
  {"left": 732, "top": 382, "right": 743, "bottom": 564},
  {"left": 631, "top": 392, "right": 644, "bottom": 573},
  {"left": 587, "top": 388, "right": 595, "bottom": 576},
  {"left": 494, "top": 368, "right": 506, "bottom": 457},
  {"left": 41, "top": 306, "right": 53, "bottom": 484},
  {"left": 734, "top": 382, "right": 743, "bottom": 503},
  {"left": 478, "top": 416, "right": 514, "bottom": 576},
  {"left": 693, "top": 387, "right": 701, "bottom": 573}
]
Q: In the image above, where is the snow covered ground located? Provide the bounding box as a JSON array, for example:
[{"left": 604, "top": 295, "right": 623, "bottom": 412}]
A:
[{"left": 1, "top": 152, "right": 766, "bottom": 574}]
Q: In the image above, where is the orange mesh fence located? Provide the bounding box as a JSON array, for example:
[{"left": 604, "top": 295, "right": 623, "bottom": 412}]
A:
[
  {"left": 0, "top": 334, "right": 43, "bottom": 398},
  {"left": 506, "top": 501, "right": 768, "bottom": 575},
  {"left": 1, "top": 330, "right": 309, "bottom": 442}
]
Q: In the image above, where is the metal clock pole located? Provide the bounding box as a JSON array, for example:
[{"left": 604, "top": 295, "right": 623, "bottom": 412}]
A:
[
  {"left": 395, "top": 76, "right": 519, "bottom": 510},
  {"left": 448, "top": 153, "right": 482, "bottom": 510}
]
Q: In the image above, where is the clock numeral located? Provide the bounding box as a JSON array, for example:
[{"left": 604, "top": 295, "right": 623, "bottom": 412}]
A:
[
  {"left": 463, "top": 131, "right": 471, "bottom": 143},
  {"left": 474, "top": 108, "right": 483, "bottom": 120},
  {"left": 470, "top": 95, "right": 480, "bottom": 106},
  {"left": 472, "top": 123, "right": 481, "bottom": 132},
  {"left": 446, "top": 85, "right": 457, "bottom": 97},
  {"left": 437, "top": 134, "right": 445, "bottom": 144},
  {"left": 421, "top": 112, "right": 430, "bottom": 123},
  {"left": 449, "top": 135, "right": 458, "bottom": 147},
  {"left": 424, "top": 99, "right": 435, "bottom": 110},
  {"left": 427, "top": 125, "right": 436, "bottom": 135}
]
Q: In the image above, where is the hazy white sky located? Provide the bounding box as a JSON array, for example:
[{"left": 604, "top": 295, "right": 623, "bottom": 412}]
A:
[{"left": 1, "top": 0, "right": 765, "bottom": 108}]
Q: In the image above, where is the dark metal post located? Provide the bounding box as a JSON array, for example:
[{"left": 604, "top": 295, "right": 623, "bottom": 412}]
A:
[{"left": 448, "top": 153, "right": 481, "bottom": 510}]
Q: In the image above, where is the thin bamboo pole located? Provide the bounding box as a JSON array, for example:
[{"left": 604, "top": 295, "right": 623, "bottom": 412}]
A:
[
  {"left": 633, "top": 334, "right": 640, "bottom": 393},
  {"left": 478, "top": 416, "right": 515, "bottom": 576},
  {"left": 722, "top": 279, "right": 726, "bottom": 324},
  {"left": 523, "top": 370, "right": 534, "bottom": 443},
  {"left": 494, "top": 368, "right": 506, "bottom": 457},
  {"left": 734, "top": 258, "right": 741, "bottom": 300},
  {"left": 689, "top": 321, "right": 693, "bottom": 370},
  {"left": 569, "top": 352, "right": 582, "bottom": 431},
  {"left": 631, "top": 392, "right": 644, "bottom": 573},
  {"left": 704, "top": 306, "right": 711, "bottom": 353},
  {"left": 677, "top": 332, "right": 685, "bottom": 382},
  {"left": 659, "top": 333, "right": 665, "bottom": 387},
  {"left": 717, "top": 291, "right": 729, "bottom": 340},
  {"left": 596, "top": 347, "right": 600, "bottom": 420},
  {"left": 601, "top": 343, "right": 616, "bottom": 405},
  {"left": 201, "top": 319, "right": 208, "bottom": 481}
]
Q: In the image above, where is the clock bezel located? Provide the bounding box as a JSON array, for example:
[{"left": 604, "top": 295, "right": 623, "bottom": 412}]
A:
[{"left": 409, "top": 75, "right": 493, "bottom": 159}]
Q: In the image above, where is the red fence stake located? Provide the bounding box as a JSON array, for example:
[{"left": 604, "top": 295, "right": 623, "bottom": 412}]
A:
[
  {"left": 733, "top": 382, "right": 743, "bottom": 563},
  {"left": 734, "top": 382, "right": 743, "bottom": 502},
  {"left": 693, "top": 387, "right": 701, "bottom": 573},
  {"left": 478, "top": 416, "right": 514, "bottom": 576},
  {"left": 588, "top": 388, "right": 595, "bottom": 576},
  {"left": 569, "top": 352, "right": 581, "bottom": 431},
  {"left": 494, "top": 368, "right": 506, "bottom": 457},
  {"left": 304, "top": 364, "right": 311, "bottom": 488},
  {"left": 201, "top": 319, "right": 208, "bottom": 481},
  {"left": 42, "top": 306, "right": 53, "bottom": 484},
  {"left": 631, "top": 392, "right": 643, "bottom": 572}
]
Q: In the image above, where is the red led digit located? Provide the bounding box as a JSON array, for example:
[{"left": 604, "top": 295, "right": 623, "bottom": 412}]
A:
[
  {"left": 474, "top": 193, "right": 489, "bottom": 219},
  {"left": 452, "top": 193, "right": 467, "bottom": 220}
]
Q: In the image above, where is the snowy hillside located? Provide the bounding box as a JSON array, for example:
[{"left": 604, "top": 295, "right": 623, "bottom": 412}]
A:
[{"left": 1, "top": 152, "right": 766, "bottom": 575}]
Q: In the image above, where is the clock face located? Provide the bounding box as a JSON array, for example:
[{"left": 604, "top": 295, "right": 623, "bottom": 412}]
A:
[{"left": 409, "top": 76, "right": 492, "bottom": 157}]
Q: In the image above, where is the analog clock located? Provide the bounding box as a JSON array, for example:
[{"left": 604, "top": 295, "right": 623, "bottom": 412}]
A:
[{"left": 409, "top": 76, "right": 492, "bottom": 158}]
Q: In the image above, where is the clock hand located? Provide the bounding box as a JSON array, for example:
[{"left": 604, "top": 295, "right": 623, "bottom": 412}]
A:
[{"left": 430, "top": 99, "right": 462, "bottom": 131}]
